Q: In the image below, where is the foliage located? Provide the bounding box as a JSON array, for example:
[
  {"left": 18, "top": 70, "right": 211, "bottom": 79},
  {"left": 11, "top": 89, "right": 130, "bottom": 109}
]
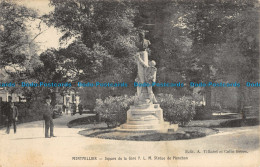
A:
[
  {"left": 94, "top": 95, "right": 135, "bottom": 127},
  {"left": 45, "top": 1, "right": 259, "bottom": 110},
  {"left": 45, "top": 0, "right": 139, "bottom": 84},
  {"left": 0, "top": 1, "right": 43, "bottom": 102},
  {"left": 181, "top": 1, "right": 259, "bottom": 109},
  {"left": 134, "top": 1, "right": 259, "bottom": 109},
  {"left": 157, "top": 94, "right": 196, "bottom": 126},
  {"left": 56, "top": 41, "right": 113, "bottom": 81},
  {"left": 95, "top": 94, "right": 196, "bottom": 127},
  {"left": 0, "top": 1, "right": 39, "bottom": 69},
  {"left": 193, "top": 105, "right": 208, "bottom": 120},
  {"left": 1, "top": 0, "right": 258, "bottom": 117},
  {"left": 0, "top": 100, "right": 44, "bottom": 124}
]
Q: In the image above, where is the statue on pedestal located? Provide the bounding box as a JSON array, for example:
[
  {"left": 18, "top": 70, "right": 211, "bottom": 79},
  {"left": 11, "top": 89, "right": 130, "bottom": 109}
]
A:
[
  {"left": 134, "top": 32, "right": 157, "bottom": 105},
  {"left": 119, "top": 31, "right": 177, "bottom": 132}
]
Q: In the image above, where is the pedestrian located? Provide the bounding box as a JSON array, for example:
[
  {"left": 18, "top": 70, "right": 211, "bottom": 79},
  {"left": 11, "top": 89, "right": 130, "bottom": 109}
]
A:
[
  {"left": 67, "top": 103, "right": 70, "bottom": 115},
  {"left": 78, "top": 102, "right": 83, "bottom": 115},
  {"left": 42, "top": 96, "right": 56, "bottom": 138},
  {"left": 6, "top": 102, "right": 18, "bottom": 134},
  {"left": 72, "top": 103, "right": 76, "bottom": 116},
  {"left": 62, "top": 104, "right": 66, "bottom": 114}
]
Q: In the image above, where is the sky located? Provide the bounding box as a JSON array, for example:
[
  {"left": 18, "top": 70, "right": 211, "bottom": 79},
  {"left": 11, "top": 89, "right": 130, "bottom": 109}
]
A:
[{"left": 16, "top": 0, "right": 62, "bottom": 52}]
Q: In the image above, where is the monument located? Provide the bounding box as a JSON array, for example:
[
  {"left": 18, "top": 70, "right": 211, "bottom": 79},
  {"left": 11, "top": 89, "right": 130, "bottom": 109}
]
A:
[{"left": 120, "top": 32, "right": 178, "bottom": 132}]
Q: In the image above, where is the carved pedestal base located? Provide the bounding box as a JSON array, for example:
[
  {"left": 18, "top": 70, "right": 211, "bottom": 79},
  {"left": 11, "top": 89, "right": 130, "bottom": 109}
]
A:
[{"left": 119, "top": 104, "right": 178, "bottom": 133}]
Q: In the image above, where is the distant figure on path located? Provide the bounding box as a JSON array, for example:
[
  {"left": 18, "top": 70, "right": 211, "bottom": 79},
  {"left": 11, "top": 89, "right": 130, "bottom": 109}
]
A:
[
  {"left": 62, "top": 104, "right": 66, "bottom": 114},
  {"left": 78, "top": 102, "right": 83, "bottom": 115},
  {"left": 72, "top": 103, "right": 76, "bottom": 116}
]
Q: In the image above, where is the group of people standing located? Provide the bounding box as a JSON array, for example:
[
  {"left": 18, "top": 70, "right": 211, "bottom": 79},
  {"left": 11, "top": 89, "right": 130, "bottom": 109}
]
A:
[{"left": 63, "top": 102, "right": 83, "bottom": 116}]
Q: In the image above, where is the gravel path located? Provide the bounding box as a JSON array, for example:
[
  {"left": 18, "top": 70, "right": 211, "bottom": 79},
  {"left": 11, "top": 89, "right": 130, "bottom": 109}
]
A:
[{"left": 0, "top": 114, "right": 259, "bottom": 167}]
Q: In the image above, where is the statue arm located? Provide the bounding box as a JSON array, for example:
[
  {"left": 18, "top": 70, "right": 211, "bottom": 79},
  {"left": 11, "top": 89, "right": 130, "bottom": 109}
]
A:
[
  {"left": 152, "top": 69, "right": 157, "bottom": 82},
  {"left": 134, "top": 53, "right": 148, "bottom": 68},
  {"left": 148, "top": 40, "right": 151, "bottom": 46},
  {"left": 147, "top": 68, "right": 157, "bottom": 82}
]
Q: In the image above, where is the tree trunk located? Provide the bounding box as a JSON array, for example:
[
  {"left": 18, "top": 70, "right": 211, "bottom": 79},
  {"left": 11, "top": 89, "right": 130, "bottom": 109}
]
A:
[
  {"left": 205, "top": 64, "right": 211, "bottom": 109},
  {"left": 0, "top": 101, "right": 2, "bottom": 125},
  {"left": 237, "top": 86, "right": 245, "bottom": 113},
  {"left": 205, "top": 86, "right": 212, "bottom": 109}
]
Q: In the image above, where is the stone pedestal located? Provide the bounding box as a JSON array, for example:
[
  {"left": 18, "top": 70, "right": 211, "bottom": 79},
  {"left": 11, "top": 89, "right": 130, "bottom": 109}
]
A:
[{"left": 120, "top": 104, "right": 177, "bottom": 132}]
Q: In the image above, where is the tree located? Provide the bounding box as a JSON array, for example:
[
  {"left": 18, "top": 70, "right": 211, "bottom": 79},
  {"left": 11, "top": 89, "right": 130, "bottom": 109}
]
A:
[
  {"left": 0, "top": 1, "right": 44, "bottom": 102},
  {"left": 46, "top": 0, "right": 139, "bottom": 70},
  {"left": 0, "top": 1, "right": 39, "bottom": 69},
  {"left": 177, "top": 0, "right": 259, "bottom": 109},
  {"left": 133, "top": 0, "right": 258, "bottom": 110},
  {"left": 42, "top": 0, "right": 259, "bottom": 112},
  {"left": 43, "top": 0, "right": 142, "bottom": 104},
  {"left": 214, "top": 4, "right": 259, "bottom": 111},
  {"left": 56, "top": 40, "right": 113, "bottom": 82}
]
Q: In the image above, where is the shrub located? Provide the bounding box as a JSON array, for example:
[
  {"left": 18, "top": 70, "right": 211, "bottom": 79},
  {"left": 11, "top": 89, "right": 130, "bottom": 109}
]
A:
[
  {"left": 21, "top": 100, "right": 45, "bottom": 122},
  {"left": 95, "top": 94, "right": 196, "bottom": 127},
  {"left": 157, "top": 94, "right": 196, "bottom": 126},
  {"left": 193, "top": 105, "right": 206, "bottom": 120},
  {"left": 94, "top": 95, "right": 135, "bottom": 127},
  {"left": 193, "top": 105, "right": 216, "bottom": 120}
]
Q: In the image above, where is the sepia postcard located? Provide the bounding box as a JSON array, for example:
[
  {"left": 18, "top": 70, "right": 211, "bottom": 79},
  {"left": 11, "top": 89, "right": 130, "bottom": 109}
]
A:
[{"left": 0, "top": 0, "right": 259, "bottom": 166}]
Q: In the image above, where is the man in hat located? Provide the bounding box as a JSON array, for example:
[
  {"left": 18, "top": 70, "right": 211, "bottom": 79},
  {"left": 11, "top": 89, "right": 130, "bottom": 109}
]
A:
[{"left": 42, "top": 96, "right": 56, "bottom": 138}]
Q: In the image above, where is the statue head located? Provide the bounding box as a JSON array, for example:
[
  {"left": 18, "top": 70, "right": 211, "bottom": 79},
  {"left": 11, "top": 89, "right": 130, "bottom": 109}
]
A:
[
  {"left": 45, "top": 96, "right": 51, "bottom": 105},
  {"left": 149, "top": 60, "right": 156, "bottom": 67}
]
